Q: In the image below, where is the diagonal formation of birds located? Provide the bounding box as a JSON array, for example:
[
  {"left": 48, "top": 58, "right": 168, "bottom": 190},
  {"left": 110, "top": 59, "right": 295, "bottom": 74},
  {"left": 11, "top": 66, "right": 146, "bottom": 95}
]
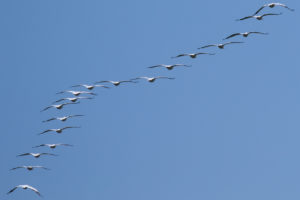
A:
[{"left": 7, "top": 2, "right": 294, "bottom": 198}]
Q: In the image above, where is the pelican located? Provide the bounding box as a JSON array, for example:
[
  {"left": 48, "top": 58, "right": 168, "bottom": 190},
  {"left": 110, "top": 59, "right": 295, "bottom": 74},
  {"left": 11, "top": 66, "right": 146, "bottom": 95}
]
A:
[
  {"left": 132, "top": 76, "right": 175, "bottom": 83},
  {"left": 33, "top": 143, "right": 73, "bottom": 149},
  {"left": 7, "top": 185, "right": 41, "bottom": 197},
  {"left": 38, "top": 126, "right": 80, "bottom": 135},
  {"left": 41, "top": 102, "right": 79, "bottom": 112},
  {"left": 198, "top": 41, "right": 244, "bottom": 49},
  {"left": 42, "top": 115, "right": 84, "bottom": 123},
  {"left": 254, "top": 3, "right": 294, "bottom": 15},
  {"left": 95, "top": 80, "right": 137, "bottom": 86},
  {"left": 53, "top": 96, "right": 93, "bottom": 103},
  {"left": 171, "top": 52, "right": 215, "bottom": 59},
  {"left": 56, "top": 90, "right": 97, "bottom": 96},
  {"left": 224, "top": 32, "right": 268, "bottom": 40},
  {"left": 17, "top": 153, "right": 57, "bottom": 158},
  {"left": 148, "top": 64, "right": 191, "bottom": 70},
  {"left": 236, "top": 13, "right": 282, "bottom": 21},
  {"left": 71, "top": 84, "right": 110, "bottom": 90},
  {"left": 10, "top": 166, "right": 50, "bottom": 171}
]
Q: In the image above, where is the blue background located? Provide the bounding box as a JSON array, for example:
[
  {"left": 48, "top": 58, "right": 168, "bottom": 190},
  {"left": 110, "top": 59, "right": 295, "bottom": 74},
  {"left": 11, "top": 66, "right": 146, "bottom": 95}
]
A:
[{"left": 1, "top": 0, "right": 300, "bottom": 199}]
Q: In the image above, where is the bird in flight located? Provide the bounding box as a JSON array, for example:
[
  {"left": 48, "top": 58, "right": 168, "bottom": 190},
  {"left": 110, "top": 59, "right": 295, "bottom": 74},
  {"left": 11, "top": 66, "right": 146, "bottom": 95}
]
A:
[
  {"left": 41, "top": 102, "right": 79, "bottom": 112},
  {"left": 17, "top": 153, "right": 57, "bottom": 158},
  {"left": 95, "top": 80, "right": 137, "bottom": 86},
  {"left": 148, "top": 64, "right": 191, "bottom": 70},
  {"left": 38, "top": 126, "right": 80, "bottom": 135},
  {"left": 236, "top": 13, "right": 282, "bottom": 21},
  {"left": 42, "top": 114, "right": 84, "bottom": 123},
  {"left": 53, "top": 96, "right": 93, "bottom": 103},
  {"left": 56, "top": 90, "right": 97, "bottom": 96},
  {"left": 254, "top": 3, "right": 294, "bottom": 15},
  {"left": 171, "top": 52, "right": 215, "bottom": 59},
  {"left": 71, "top": 84, "right": 110, "bottom": 90},
  {"left": 33, "top": 143, "right": 73, "bottom": 149},
  {"left": 10, "top": 166, "right": 50, "bottom": 171},
  {"left": 7, "top": 185, "right": 41, "bottom": 197},
  {"left": 132, "top": 76, "right": 175, "bottom": 83},
  {"left": 198, "top": 41, "right": 244, "bottom": 49},
  {"left": 223, "top": 32, "right": 268, "bottom": 40}
]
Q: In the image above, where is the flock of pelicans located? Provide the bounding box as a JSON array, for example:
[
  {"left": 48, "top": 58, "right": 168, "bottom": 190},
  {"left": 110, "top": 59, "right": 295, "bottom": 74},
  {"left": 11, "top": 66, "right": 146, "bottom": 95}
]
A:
[{"left": 7, "top": 2, "right": 294, "bottom": 198}]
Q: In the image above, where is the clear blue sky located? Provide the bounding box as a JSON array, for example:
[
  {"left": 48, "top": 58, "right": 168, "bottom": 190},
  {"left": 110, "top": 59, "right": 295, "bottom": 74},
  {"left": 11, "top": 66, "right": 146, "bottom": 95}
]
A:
[{"left": 1, "top": 0, "right": 300, "bottom": 199}]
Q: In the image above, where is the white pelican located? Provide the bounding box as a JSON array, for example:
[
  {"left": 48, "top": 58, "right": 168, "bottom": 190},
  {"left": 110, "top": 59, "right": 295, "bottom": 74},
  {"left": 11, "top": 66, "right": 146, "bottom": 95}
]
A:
[
  {"left": 42, "top": 114, "right": 84, "bottom": 123},
  {"left": 132, "top": 76, "right": 175, "bottom": 83},
  {"left": 71, "top": 84, "right": 110, "bottom": 90},
  {"left": 53, "top": 96, "right": 93, "bottom": 103},
  {"left": 148, "top": 64, "right": 191, "bottom": 70},
  {"left": 95, "top": 80, "right": 137, "bottom": 86},
  {"left": 254, "top": 3, "right": 294, "bottom": 15},
  {"left": 7, "top": 185, "right": 41, "bottom": 197},
  {"left": 224, "top": 32, "right": 268, "bottom": 40},
  {"left": 56, "top": 90, "right": 97, "bottom": 96},
  {"left": 33, "top": 143, "right": 73, "bottom": 149},
  {"left": 41, "top": 102, "right": 79, "bottom": 112},
  {"left": 10, "top": 166, "right": 50, "bottom": 171},
  {"left": 38, "top": 126, "right": 80, "bottom": 135},
  {"left": 171, "top": 52, "right": 215, "bottom": 59},
  {"left": 17, "top": 153, "right": 57, "bottom": 158},
  {"left": 236, "top": 13, "right": 282, "bottom": 21},
  {"left": 198, "top": 41, "right": 244, "bottom": 49}
]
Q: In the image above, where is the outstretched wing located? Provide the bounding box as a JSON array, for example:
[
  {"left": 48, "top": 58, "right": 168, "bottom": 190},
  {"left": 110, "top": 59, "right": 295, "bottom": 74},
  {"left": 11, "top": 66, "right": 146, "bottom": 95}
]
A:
[
  {"left": 262, "top": 13, "right": 282, "bottom": 17},
  {"left": 224, "top": 41, "right": 244, "bottom": 46},
  {"left": 224, "top": 33, "right": 241, "bottom": 40},
  {"left": 38, "top": 129, "right": 53, "bottom": 135},
  {"left": 254, "top": 5, "right": 267, "bottom": 15},
  {"left": 41, "top": 153, "right": 58, "bottom": 156},
  {"left": 95, "top": 85, "right": 110, "bottom": 89},
  {"left": 249, "top": 31, "right": 268, "bottom": 35},
  {"left": 17, "top": 153, "right": 31, "bottom": 157},
  {"left": 62, "top": 126, "right": 81, "bottom": 130},
  {"left": 53, "top": 98, "right": 65, "bottom": 103},
  {"left": 198, "top": 44, "right": 216, "bottom": 49},
  {"left": 237, "top": 15, "right": 253, "bottom": 21},
  {"left": 42, "top": 117, "right": 56, "bottom": 123},
  {"left": 276, "top": 3, "right": 294, "bottom": 11},
  {"left": 69, "top": 114, "right": 84, "bottom": 118},
  {"left": 171, "top": 54, "right": 187, "bottom": 58},
  {"left": 40, "top": 105, "right": 52, "bottom": 112},
  {"left": 27, "top": 185, "right": 41, "bottom": 196},
  {"left": 148, "top": 64, "right": 164, "bottom": 69},
  {"left": 10, "top": 166, "right": 23, "bottom": 171},
  {"left": 35, "top": 166, "right": 50, "bottom": 170},
  {"left": 7, "top": 186, "right": 18, "bottom": 194}
]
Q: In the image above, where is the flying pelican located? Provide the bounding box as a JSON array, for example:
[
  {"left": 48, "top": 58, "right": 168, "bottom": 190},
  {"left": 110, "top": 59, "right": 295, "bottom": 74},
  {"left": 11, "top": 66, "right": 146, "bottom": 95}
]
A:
[
  {"left": 17, "top": 153, "right": 57, "bottom": 158},
  {"left": 198, "top": 41, "right": 244, "bottom": 49},
  {"left": 171, "top": 52, "right": 215, "bottom": 59},
  {"left": 41, "top": 102, "right": 79, "bottom": 112},
  {"left": 148, "top": 64, "right": 191, "bottom": 70},
  {"left": 42, "top": 115, "right": 84, "bottom": 123},
  {"left": 71, "top": 84, "right": 110, "bottom": 90},
  {"left": 223, "top": 32, "right": 268, "bottom": 40},
  {"left": 53, "top": 96, "right": 93, "bottom": 103},
  {"left": 132, "top": 76, "right": 175, "bottom": 83},
  {"left": 56, "top": 90, "right": 97, "bottom": 96},
  {"left": 236, "top": 13, "right": 282, "bottom": 21},
  {"left": 33, "top": 143, "right": 73, "bottom": 149},
  {"left": 95, "top": 80, "right": 137, "bottom": 86},
  {"left": 38, "top": 126, "right": 80, "bottom": 135},
  {"left": 254, "top": 3, "right": 294, "bottom": 15},
  {"left": 10, "top": 166, "right": 50, "bottom": 171},
  {"left": 7, "top": 185, "right": 41, "bottom": 197}
]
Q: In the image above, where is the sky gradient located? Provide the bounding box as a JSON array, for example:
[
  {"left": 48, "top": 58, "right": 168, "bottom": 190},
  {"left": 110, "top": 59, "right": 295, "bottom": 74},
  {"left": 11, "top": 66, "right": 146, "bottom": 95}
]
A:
[{"left": 1, "top": 0, "right": 300, "bottom": 199}]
